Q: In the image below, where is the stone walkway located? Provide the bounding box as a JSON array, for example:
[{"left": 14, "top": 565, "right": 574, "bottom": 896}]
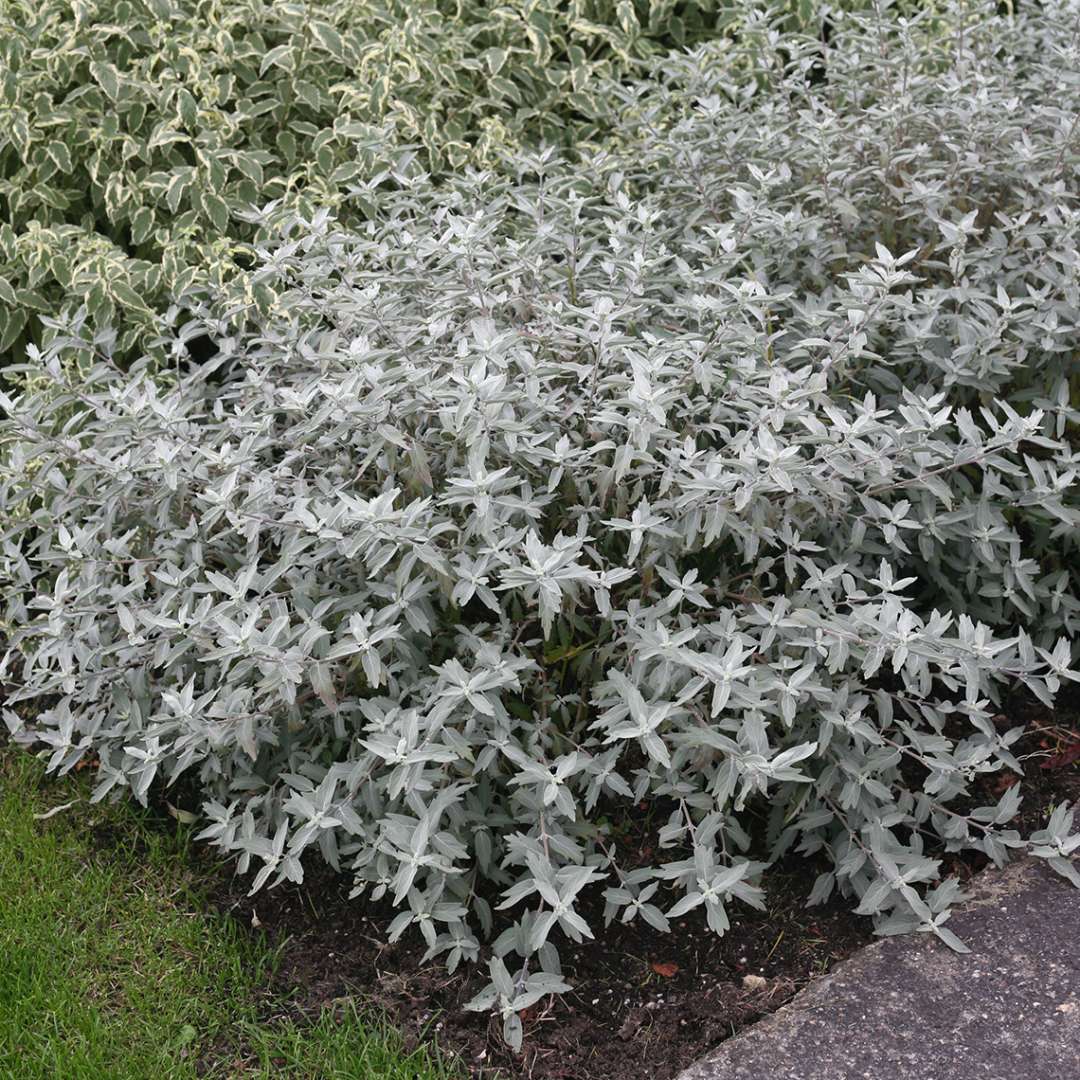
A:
[{"left": 679, "top": 858, "right": 1080, "bottom": 1080}]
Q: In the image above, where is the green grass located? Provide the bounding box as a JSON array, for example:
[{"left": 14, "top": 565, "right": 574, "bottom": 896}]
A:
[{"left": 0, "top": 749, "right": 457, "bottom": 1080}]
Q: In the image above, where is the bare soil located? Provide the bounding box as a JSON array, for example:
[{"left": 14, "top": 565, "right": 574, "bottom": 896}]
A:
[
  {"left": 207, "top": 853, "right": 871, "bottom": 1080},
  {"left": 194, "top": 690, "right": 1080, "bottom": 1080}
]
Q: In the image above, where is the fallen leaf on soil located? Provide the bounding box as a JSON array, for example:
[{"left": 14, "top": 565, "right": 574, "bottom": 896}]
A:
[
  {"left": 1040, "top": 742, "right": 1080, "bottom": 771},
  {"left": 650, "top": 961, "right": 679, "bottom": 978}
]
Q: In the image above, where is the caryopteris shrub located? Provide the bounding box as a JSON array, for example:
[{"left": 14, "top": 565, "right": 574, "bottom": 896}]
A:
[
  {"left": 0, "top": 0, "right": 745, "bottom": 363},
  {"left": 3, "top": 0, "right": 1079, "bottom": 1051}
]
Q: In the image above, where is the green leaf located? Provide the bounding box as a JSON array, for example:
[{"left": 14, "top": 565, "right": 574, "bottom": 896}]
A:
[
  {"left": 14, "top": 288, "right": 50, "bottom": 312},
  {"left": 0, "top": 306, "right": 27, "bottom": 351},
  {"left": 276, "top": 130, "right": 297, "bottom": 162},
  {"left": 251, "top": 281, "right": 276, "bottom": 314},
  {"left": 488, "top": 76, "right": 521, "bottom": 104},
  {"left": 525, "top": 25, "right": 551, "bottom": 65},
  {"left": 148, "top": 124, "right": 189, "bottom": 150},
  {"left": 130, "top": 206, "right": 154, "bottom": 245},
  {"left": 204, "top": 193, "right": 229, "bottom": 233},
  {"left": 110, "top": 280, "right": 154, "bottom": 315},
  {"left": 49, "top": 254, "right": 72, "bottom": 289},
  {"left": 89, "top": 61, "right": 121, "bottom": 102},
  {"left": 177, "top": 89, "right": 198, "bottom": 128},
  {"left": 369, "top": 76, "right": 390, "bottom": 116},
  {"left": 46, "top": 141, "right": 72, "bottom": 173},
  {"left": 0, "top": 275, "right": 15, "bottom": 306},
  {"left": 233, "top": 154, "right": 264, "bottom": 186},
  {"left": 259, "top": 44, "right": 294, "bottom": 77},
  {"left": 0, "top": 224, "right": 16, "bottom": 261},
  {"left": 165, "top": 171, "right": 191, "bottom": 214},
  {"left": 311, "top": 21, "right": 346, "bottom": 59},
  {"left": 616, "top": 0, "right": 640, "bottom": 37},
  {"left": 295, "top": 80, "right": 321, "bottom": 110},
  {"left": 330, "top": 162, "right": 363, "bottom": 185},
  {"left": 37, "top": 183, "right": 72, "bottom": 211}
]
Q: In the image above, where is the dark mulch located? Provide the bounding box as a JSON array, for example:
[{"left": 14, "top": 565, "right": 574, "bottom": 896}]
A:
[
  {"left": 994, "top": 688, "right": 1080, "bottom": 825},
  {"left": 207, "top": 854, "right": 870, "bottom": 1080},
  {"left": 189, "top": 689, "right": 1080, "bottom": 1080}
]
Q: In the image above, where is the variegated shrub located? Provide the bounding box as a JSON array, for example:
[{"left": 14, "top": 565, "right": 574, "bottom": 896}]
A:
[{"left": 0, "top": 0, "right": 744, "bottom": 362}]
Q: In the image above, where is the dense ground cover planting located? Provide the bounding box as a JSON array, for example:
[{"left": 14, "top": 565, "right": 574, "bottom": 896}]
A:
[
  {"left": 2, "top": 0, "right": 1079, "bottom": 1055},
  {"left": 0, "top": 0, "right": 748, "bottom": 361},
  {"left": 202, "top": 691, "right": 1080, "bottom": 1079}
]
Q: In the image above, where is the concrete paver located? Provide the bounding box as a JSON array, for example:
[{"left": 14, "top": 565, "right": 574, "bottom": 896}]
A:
[{"left": 678, "top": 859, "right": 1080, "bottom": 1080}]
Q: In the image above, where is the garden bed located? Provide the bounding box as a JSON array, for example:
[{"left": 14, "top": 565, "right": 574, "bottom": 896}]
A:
[
  {"left": 3, "top": 5, "right": 1078, "bottom": 1072},
  {"left": 196, "top": 692, "right": 1080, "bottom": 1080},
  {"left": 208, "top": 827, "right": 872, "bottom": 1079}
]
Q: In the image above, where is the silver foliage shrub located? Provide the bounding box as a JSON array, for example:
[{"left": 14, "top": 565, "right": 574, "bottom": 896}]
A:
[{"left": 3, "top": 0, "right": 1080, "bottom": 1049}]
